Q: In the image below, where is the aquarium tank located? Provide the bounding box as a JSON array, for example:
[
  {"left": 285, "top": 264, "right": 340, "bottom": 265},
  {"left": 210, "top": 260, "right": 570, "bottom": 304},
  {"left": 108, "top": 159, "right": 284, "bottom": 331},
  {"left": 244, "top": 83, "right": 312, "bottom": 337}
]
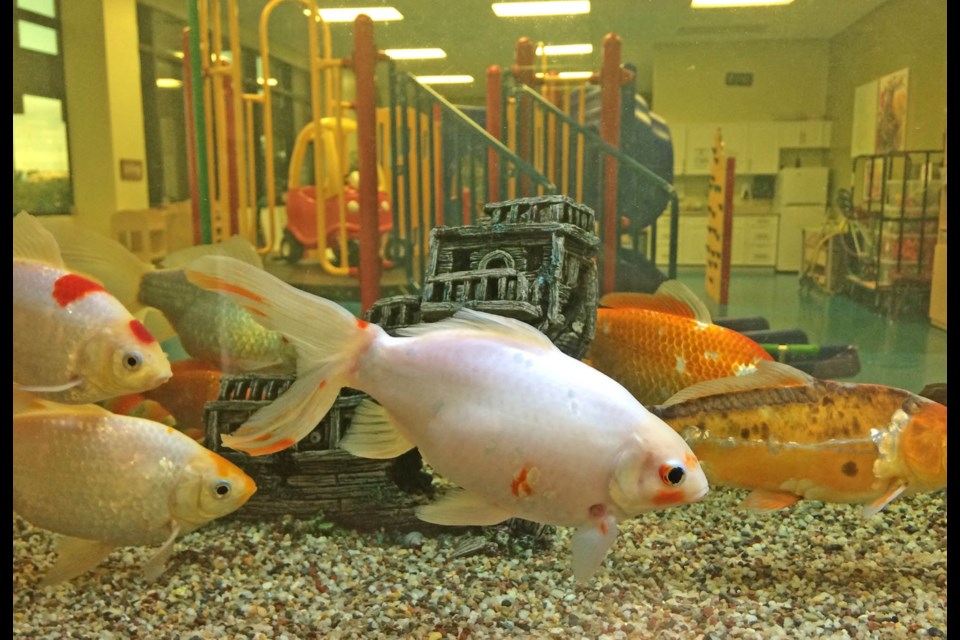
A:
[{"left": 13, "top": 1, "right": 946, "bottom": 638}]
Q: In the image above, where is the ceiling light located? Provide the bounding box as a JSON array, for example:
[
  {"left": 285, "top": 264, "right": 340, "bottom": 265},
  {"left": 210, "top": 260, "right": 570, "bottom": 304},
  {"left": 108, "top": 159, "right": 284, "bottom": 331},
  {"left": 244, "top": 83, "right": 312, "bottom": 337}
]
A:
[
  {"left": 691, "top": 0, "right": 794, "bottom": 7},
  {"left": 155, "top": 78, "right": 183, "bottom": 89},
  {"left": 416, "top": 75, "right": 475, "bottom": 85},
  {"left": 492, "top": 1, "right": 590, "bottom": 18},
  {"left": 536, "top": 71, "right": 593, "bottom": 80},
  {"left": 257, "top": 77, "right": 279, "bottom": 87},
  {"left": 535, "top": 43, "right": 593, "bottom": 56},
  {"left": 385, "top": 48, "right": 447, "bottom": 60},
  {"left": 302, "top": 7, "right": 404, "bottom": 22}
]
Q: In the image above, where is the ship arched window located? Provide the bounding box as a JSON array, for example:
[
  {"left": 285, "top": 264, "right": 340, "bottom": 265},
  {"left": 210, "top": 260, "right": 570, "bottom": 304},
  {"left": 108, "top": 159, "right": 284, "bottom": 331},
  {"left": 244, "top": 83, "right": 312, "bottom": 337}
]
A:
[{"left": 479, "top": 250, "right": 515, "bottom": 271}]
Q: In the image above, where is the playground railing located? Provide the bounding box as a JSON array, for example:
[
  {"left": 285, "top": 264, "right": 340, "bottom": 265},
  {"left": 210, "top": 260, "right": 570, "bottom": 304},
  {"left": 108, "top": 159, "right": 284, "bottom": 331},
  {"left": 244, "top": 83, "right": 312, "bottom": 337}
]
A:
[
  {"left": 503, "top": 83, "right": 681, "bottom": 282},
  {"left": 385, "top": 67, "right": 558, "bottom": 292}
]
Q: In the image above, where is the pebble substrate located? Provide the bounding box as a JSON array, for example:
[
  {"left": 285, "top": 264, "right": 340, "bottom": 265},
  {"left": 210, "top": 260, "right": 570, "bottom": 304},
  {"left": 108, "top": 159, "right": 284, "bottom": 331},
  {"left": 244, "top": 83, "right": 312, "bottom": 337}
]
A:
[{"left": 13, "top": 487, "right": 947, "bottom": 639}]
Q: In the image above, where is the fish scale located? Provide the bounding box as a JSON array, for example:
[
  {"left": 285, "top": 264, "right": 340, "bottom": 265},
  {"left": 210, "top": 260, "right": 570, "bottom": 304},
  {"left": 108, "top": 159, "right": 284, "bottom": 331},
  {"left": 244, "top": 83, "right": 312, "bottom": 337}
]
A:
[{"left": 586, "top": 306, "right": 773, "bottom": 406}]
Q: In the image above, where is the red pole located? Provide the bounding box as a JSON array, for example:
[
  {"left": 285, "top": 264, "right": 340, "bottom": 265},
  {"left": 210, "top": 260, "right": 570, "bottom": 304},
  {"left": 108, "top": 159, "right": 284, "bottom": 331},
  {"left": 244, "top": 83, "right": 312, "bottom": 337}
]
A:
[
  {"left": 223, "top": 69, "right": 239, "bottom": 236},
  {"left": 514, "top": 37, "right": 535, "bottom": 196},
  {"left": 353, "top": 14, "right": 380, "bottom": 313},
  {"left": 485, "top": 65, "right": 502, "bottom": 203},
  {"left": 182, "top": 28, "right": 201, "bottom": 245},
  {"left": 599, "top": 33, "right": 622, "bottom": 295}
]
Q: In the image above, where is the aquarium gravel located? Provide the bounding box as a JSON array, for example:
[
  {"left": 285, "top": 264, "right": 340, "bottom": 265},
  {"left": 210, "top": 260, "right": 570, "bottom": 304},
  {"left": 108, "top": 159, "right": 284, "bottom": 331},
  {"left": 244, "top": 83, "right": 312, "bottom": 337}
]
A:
[{"left": 13, "top": 487, "right": 946, "bottom": 639}]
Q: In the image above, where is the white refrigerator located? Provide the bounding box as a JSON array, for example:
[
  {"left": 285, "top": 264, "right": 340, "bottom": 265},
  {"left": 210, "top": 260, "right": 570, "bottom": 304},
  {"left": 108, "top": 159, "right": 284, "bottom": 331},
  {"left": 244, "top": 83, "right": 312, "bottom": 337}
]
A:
[{"left": 774, "top": 167, "right": 829, "bottom": 272}]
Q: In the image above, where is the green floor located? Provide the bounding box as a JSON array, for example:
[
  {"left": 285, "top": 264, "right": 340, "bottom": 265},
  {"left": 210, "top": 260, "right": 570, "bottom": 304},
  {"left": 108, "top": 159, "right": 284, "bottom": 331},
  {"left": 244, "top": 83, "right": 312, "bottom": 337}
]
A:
[{"left": 673, "top": 266, "right": 947, "bottom": 395}]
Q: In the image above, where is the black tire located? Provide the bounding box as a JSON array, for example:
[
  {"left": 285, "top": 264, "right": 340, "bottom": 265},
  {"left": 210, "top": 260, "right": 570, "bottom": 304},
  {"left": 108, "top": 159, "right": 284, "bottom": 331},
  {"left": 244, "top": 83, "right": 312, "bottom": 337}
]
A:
[{"left": 280, "top": 229, "right": 304, "bottom": 264}]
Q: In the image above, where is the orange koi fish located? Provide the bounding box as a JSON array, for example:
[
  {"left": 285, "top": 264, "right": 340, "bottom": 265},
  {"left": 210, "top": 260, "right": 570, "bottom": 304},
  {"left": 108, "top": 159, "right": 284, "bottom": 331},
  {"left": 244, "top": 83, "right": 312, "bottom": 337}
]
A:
[
  {"left": 13, "top": 393, "right": 256, "bottom": 585},
  {"left": 141, "top": 359, "right": 224, "bottom": 438},
  {"left": 585, "top": 281, "right": 773, "bottom": 406},
  {"left": 185, "top": 255, "right": 709, "bottom": 583},
  {"left": 13, "top": 213, "right": 172, "bottom": 404},
  {"left": 651, "top": 360, "right": 947, "bottom": 516}
]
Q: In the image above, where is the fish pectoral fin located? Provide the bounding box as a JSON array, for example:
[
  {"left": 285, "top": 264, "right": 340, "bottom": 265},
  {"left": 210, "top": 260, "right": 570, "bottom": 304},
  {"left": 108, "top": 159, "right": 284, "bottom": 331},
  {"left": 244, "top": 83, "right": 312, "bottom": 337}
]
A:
[
  {"left": 221, "top": 368, "right": 341, "bottom": 456},
  {"left": 415, "top": 490, "right": 514, "bottom": 526},
  {"left": 739, "top": 489, "right": 800, "bottom": 512},
  {"left": 340, "top": 399, "right": 415, "bottom": 459},
  {"left": 15, "top": 379, "right": 84, "bottom": 394},
  {"left": 570, "top": 514, "right": 619, "bottom": 584},
  {"left": 39, "top": 537, "right": 116, "bottom": 587},
  {"left": 142, "top": 524, "right": 181, "bottom": 582},
  {"left": 862, "top": 482, "right": 907, "bottom": 518}
]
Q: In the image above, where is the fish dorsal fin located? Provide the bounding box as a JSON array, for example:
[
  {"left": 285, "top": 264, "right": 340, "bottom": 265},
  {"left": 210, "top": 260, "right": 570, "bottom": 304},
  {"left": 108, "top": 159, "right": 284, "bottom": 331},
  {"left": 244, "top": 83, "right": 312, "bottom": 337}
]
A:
[
  {"left": 39, "top": 216, "right": 153, "bottom": 316},
  {"left": 396, "top": 308, "right": 557, "bottom": 352},
  {"left": 654, "top": 280, "right": 712, "bottom": 323},
  {"left": 13, "top": 212, "right": 64, "bottom": 267},
  {"left": 599, "top": 280, "right": 711, "bottom": 323},
  {"left": 162, "top": 235, "right": 263, "bottom": 270},
  {"left": 659, "top": 360, "right": 814, "bottom": 408}
]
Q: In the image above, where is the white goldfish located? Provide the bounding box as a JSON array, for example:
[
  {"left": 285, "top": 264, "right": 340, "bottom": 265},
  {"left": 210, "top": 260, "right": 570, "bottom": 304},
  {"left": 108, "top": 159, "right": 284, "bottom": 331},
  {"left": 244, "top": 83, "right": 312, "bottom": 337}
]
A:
[
  {"left": 185, "top": 255, "right": 709, "bottom": 582},
  {"left": 13, "top": 392, "right": 257, "bottom": 585},
  {"left": 13, "top": 212, "right": 172, "bottom": 403}
]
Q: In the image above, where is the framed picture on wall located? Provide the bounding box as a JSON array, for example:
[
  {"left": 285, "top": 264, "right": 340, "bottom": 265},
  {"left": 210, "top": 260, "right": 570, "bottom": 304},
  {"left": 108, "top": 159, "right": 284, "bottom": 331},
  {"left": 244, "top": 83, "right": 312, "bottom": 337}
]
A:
[{"left": 875, "top": 68, "right": 909, "bottom": 154}]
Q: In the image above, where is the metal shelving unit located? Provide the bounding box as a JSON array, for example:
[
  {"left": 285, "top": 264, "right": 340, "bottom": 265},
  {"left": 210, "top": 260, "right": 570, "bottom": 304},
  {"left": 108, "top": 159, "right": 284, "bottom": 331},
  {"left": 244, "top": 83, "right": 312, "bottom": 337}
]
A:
[{"left": 843, "top": 149, "right": 944, "bottom": 314}]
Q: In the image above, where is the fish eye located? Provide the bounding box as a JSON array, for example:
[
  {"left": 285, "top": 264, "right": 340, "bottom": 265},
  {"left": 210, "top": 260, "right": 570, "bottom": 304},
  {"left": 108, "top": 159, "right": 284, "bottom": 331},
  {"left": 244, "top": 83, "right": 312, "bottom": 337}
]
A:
[
  {"left": 212, "top": 480, "right": 233, "bottom": 498},
  {"left": 659, "top": 464, "right": 685, "bottom": 487},
  {"left": 123, "top": 351, "right": 144, "bottom": 371}
]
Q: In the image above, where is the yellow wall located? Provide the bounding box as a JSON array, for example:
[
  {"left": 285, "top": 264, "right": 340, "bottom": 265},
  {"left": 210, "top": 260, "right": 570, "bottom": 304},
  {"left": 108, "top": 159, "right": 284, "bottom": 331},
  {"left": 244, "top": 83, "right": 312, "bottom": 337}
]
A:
[
  {"left": 651, "top": 40, "right": 829, "bottom": 122},
  {"left": 825, "top": 0, "right": 947, "bottom": 193},
  {"left": 61, "top": 0, "right": 149, "bottom": 235}
]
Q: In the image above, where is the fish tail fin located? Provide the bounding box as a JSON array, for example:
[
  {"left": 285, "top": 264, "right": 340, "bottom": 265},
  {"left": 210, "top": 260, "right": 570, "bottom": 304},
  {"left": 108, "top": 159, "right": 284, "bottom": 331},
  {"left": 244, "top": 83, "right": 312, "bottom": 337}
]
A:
[{"left": 186, "top": 255, "right": 381, "bottom": 456}]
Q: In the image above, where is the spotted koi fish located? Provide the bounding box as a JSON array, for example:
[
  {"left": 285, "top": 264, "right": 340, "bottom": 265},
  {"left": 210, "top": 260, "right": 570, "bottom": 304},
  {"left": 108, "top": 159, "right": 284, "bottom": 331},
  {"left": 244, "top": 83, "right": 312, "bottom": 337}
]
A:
[
  {"left": 651, "top": 360, "right": 947, "bottom": 516},
  {"left": 585, "top": 280, "right": 773, "bottom": 406},
  {"left": 13, "top": 213, "right": 171, "bottom": 403},
  {"left": 184, "top": 255, "right": 709, "bottom": 583}
]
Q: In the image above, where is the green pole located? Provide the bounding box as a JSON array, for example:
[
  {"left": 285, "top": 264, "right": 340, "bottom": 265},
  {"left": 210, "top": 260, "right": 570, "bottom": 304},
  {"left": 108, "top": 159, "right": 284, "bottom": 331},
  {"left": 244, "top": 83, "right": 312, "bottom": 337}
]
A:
[{"left": 188, "top": 0, "right": 212, "bottom": 244}]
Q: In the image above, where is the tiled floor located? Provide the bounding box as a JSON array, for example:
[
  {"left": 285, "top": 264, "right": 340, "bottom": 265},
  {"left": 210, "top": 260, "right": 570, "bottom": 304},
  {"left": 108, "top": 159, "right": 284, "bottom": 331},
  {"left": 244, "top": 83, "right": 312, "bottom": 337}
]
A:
[{"left": 673, "top": 266, "right": 947, "bottom": 395}]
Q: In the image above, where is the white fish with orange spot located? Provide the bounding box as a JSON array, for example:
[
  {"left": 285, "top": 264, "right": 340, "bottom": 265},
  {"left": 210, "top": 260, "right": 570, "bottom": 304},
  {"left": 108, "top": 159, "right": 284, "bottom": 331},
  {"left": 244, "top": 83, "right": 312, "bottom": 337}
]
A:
[
  {"left": 13, "top": 212, "right": 172, "bottom": 403},
  {"left": 185, "top": 255, "right": 709, "bottom": 583},
  {"left": 13, "top": 391, "right": 257, "bottom": 585}
]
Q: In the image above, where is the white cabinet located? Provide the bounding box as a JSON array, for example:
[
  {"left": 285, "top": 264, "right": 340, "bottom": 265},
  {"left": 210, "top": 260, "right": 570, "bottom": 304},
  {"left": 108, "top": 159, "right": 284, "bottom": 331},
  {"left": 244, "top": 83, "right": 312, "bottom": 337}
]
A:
[
  {"left": 651, "top": 214, "right": 709, "bottom": 266},
  {"left": 674, "top": 120, "right": 832, "bottom": 175},
  {"left": 731, "top": 215, "right": 779, "bottom": 266},
  {"left": 745, "top": 122, "right": 782, "bottom": 175},
  {"left": 778, "top": 121, "right": 832, "bottom": 149},
  {"left": 683, "top": 124, "right": 722, "bottom": 175}
]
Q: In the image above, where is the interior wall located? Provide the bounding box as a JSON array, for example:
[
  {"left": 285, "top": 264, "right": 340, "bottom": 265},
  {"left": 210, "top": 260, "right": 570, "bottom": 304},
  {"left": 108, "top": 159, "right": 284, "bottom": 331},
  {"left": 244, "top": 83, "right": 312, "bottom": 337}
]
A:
[
  {"left": 825, "top": 0, "right": 947, "bottom": 195},
  {"left": 651, "top": 40, "right": 829, "bottom": 123}
]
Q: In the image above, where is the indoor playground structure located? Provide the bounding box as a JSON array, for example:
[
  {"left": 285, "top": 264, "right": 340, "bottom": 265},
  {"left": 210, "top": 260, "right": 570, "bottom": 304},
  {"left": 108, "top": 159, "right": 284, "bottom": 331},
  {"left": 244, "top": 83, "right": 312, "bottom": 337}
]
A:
[{"left": 183, "top": 1, "right": 680, "bottom": 311}]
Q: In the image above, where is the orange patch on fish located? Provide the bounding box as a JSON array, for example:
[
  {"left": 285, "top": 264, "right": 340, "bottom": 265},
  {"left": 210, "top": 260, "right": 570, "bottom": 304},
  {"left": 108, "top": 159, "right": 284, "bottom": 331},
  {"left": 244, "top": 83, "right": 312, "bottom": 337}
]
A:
[
  {"left": 684, "top": 452, "right": 699, "bottom": 470},
  {"left": 243, "top": 305, "right": 268, "bottom": 318},
  {"left": 189, "top": 272, "right": 265, "bottom": 304},
  {"left": 653, "top": 489, "right": 686, "bottom": 506},
  {"left": 356, "top": 318, "right": 370, "bottom": 330},
  {"left": 52, "top": 273, "right": 105, "bottom": 307},
  {"left": 129, "top": 319, "right": 157, "bottom": 344},
  {"left": 511, "top": 466, "right": 536, "bottom": 497}
]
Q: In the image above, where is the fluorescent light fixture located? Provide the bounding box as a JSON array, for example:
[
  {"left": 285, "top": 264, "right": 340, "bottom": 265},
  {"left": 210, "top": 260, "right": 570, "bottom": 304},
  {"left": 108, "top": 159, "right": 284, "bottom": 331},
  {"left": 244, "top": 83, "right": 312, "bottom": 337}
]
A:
[
  {"left": 535, "top": 43, "right": 593, "bottom": 56},
  {"left": 492, "top": 1, "right": 590, "bottom": 18},
  {"left": 536, "top": 71, "right": 593, "bottom": 80},
  {"left": 384, "top": 48, "right": 447, "bottom": 60},
  {"left": 691, "top": 0, "right": 793, "bottom": 7},
  {"left": 155, "top": 78, "right": 183, "bottom": 89},
  {"left": 257, "top": 77, "right": 279, "bottom": 87},
  {"left": 303, "top": 7, "right": 404, "bottom": 22},
  {"left": 415, "top": 74, "right": 475, "bottom": 85}
]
